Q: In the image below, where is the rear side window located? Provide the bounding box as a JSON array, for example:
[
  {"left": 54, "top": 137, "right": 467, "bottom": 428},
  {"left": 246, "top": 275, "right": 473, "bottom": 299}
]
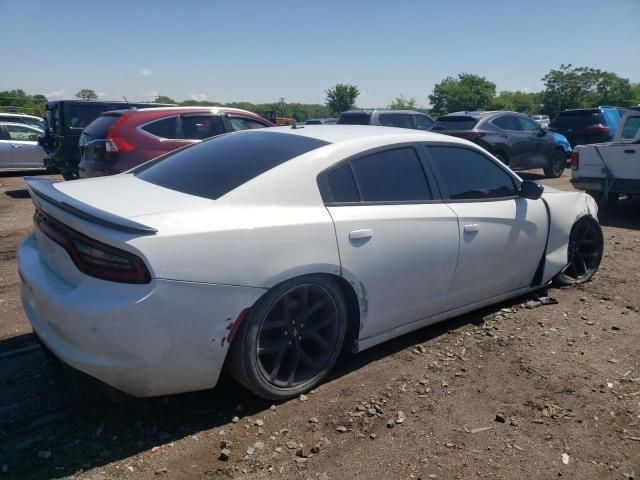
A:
[
  {"left": 142, "top": 116, "right": 177, "bottom": 139},
  {"left": 431, "top": 116, "right": 478, "bottom": 131},
  {"left": 67, "top": 104, "right": 110, "bottom": 129},
  {"left": 351, "top": 148, "right": 432, "bottom": 202},
  {"left": 135, "top": 131, "right": 329, "bottom": 200},
  {"left": 337, "top": 113, "right": 371, "bottom": 125},
  {"left": 427, "top": 146, "right": 516, "bottom": 200},
  {"left": 378, "top": 113, "right": 414, "bottom": 129},
  {"left": 179, "top": 116, "right": 223, "bottom": 139},
  {"left": 327, "top": 165, "right": 359, "bottom": 202},
  {"left": 83, "top": 115, "right": 120, "bottom": 140}
]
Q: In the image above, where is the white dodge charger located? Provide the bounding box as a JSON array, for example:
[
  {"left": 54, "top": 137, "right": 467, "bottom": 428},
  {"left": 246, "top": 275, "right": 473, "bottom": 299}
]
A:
[{"left": 18, "top": 126, "right": 603, "bottom": 400}]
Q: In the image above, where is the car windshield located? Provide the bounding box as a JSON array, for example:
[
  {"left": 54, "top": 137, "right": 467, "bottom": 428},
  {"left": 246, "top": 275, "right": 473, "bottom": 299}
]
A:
[
  {"left": 431, "top": 116, "right": 478, "bottom": 131},
  {"left": 135, "top": 131, "right": 330, "bottom": 200}
]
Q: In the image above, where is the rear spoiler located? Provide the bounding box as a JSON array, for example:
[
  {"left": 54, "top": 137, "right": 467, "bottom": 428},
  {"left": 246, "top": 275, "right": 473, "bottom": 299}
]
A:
[{"left": 25, "top": 178, "right": 157, "bottom": 235}]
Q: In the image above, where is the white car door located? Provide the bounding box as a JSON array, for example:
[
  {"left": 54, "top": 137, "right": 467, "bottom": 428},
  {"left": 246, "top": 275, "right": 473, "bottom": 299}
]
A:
[
  {"left": 425, "top": 145, "right": 548, "bottom": 310},
  {"left": 322, "top": 146, "right": 460, "bottom": 340},
  {"left": 0, "top": 126, "right": 13, "bottom": 168},
  {"left": 5, "top": 124, "right": 46, "bottom": 168}
]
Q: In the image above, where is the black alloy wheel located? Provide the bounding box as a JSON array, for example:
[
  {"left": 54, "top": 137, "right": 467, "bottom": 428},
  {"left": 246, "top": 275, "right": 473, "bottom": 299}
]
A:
[
  {"left": 228, "top": 275, "right": 347, "bottom": 400},
  {"left": 554, "top": 217, "right": 604, "bottom": 286}
]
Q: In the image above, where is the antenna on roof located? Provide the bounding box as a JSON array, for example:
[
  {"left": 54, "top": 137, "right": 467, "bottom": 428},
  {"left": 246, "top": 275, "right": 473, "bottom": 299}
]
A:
[{"left": 123, "top": 96, "right": 130, "bottom": 108}]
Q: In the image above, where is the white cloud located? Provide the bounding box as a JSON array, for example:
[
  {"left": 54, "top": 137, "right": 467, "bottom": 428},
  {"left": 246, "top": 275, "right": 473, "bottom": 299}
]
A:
[
  {"left": 189, "top": 93, "right": 208, "bottom": 101},
  {"left": 141, "top": 68, "right": 153, "bottom": 76},
  {"left": 45, "top": 90, "right": 66, "bottom": 99},
  {"left": 96, "top": 92, "right": 107, "bottom": 98}
]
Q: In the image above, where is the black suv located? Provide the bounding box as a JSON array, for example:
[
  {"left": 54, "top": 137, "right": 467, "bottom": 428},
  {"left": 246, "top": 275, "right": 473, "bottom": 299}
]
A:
[
  {"left": 548, "top": 107, "right": 621, "bottom": 147},
  {"left": 39, "top": 100, "right": 173, "bottom": 179},
  {"left": 337, "top": 109, "right": 434, "bottom": 130},
  {"left": 430, "top": 111, "right": 567, "bottom": 178}
]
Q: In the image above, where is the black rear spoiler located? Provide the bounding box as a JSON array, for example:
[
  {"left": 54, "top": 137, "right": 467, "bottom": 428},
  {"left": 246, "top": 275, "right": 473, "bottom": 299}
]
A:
[{"left": 25, "top": 178, "right": 157, "bottom": 235}]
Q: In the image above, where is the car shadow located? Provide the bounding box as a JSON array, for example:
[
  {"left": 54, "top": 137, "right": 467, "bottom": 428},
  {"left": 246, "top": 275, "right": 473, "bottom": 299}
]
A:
[
  {"left": 0, "top": 292, "right": 542, "bottom": 479},
  {"left": 0, "top": 170, "right": 49, "bottom": 179},
  {"left": 598, "top": 196, "right": 640, "bottom": 230},
  {"left": 4, "top": 188, "right": 30, "bottom": 199}
]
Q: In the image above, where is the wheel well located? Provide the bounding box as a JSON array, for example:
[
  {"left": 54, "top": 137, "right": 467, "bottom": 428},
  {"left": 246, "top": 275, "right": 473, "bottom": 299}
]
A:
[
  {"left": 328, "top": 274, "right": 361, "bottom": 351},
  {"left": 493, "top": 149, "right": 509, "bottom": 164}
]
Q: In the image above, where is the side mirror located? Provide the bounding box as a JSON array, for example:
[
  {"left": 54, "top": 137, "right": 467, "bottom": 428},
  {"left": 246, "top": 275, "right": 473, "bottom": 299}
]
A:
[{"left": 520, "top": 180, "right": 544, "bottom": 200}]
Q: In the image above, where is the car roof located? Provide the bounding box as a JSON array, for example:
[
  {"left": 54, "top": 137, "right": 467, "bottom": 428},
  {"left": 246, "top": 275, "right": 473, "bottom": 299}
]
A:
[
  {"left": 0, "top": 122, "right": 42, "bottom": 129},
  {"left": 103, "top": 106, "right": 262, "bottom": 116},
  {"left": 443, "top": 111, "right": 519, "bottom": 118},
  {"left": 0, "top": 112, "right": 42, "bottom": 119},
  {"left": 251, "top": 124, "right": 464, "bottom": 145},
  {"left": 341, "top": 109, "right": 428, "bottom": 115}
]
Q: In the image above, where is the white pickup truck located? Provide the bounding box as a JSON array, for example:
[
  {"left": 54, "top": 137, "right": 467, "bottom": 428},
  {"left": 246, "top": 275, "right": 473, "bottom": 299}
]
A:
[{"left": 571, "top": 109, "right": 640, "bottom": 206}]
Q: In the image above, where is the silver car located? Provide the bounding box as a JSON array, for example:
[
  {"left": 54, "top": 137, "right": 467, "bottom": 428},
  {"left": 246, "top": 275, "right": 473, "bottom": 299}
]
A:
[{"left": 0, "top": 122, "right": 47, "bottom": 170}]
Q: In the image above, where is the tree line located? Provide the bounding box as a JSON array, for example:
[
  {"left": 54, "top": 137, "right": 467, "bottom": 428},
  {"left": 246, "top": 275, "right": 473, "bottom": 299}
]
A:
[{"left": 2, "top": 65, "right": 638, "bottom": 122}]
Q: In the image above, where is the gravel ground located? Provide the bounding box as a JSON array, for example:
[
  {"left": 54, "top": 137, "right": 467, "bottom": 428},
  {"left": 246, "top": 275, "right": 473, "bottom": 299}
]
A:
[{"left": 0, "top": 170, "right": 638, "bottom": 480}]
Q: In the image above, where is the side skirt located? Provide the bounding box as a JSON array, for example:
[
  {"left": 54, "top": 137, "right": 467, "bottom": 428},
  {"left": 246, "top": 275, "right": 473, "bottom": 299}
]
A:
[{"left": 353, "top": 285, "right": 543, "bottom": 353}]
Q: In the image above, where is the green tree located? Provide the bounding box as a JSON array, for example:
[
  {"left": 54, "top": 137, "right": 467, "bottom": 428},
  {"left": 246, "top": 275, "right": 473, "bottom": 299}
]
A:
[
  {"left": 0, "top": 89, "right": 47, "bottom": 116},
  {"left": 75, "top": 89, "right": 98, "bottom": 100},
  {"left": 153, "top": 95, "right": 177, "bottom": 104},
  {"left": 429, "top": 73, "right": 496, "bottom": 115},
  {"left": 276, "top": 97, "right": 291, "bottom": 118},
  {"left": 541, "top": 64, "right": 634, "bottom": 117},
  {"left": 389, "top": 94, "right": 417, "bottom": 110},
  {"left": 632, "top": 83, "right": 640, "bottom": 105},
  {"left": 325, "top": 84, "right": 360, "bottom": 115},
  {"left": 491, "top": 91, "right": 541, "bottom": 114}
]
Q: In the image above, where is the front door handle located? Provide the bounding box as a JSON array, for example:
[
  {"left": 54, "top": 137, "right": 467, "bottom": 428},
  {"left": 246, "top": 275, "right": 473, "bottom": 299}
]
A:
[
  {"left": 624, "top": 149, "right": 636, "bottom": 154},
  {"left": 464, "top": 224, "right": 480, "bottom": 233},
  {"left": 349, "top": 229, "right": 373, "bottom": 240},
  {"left": 11, "top": 144, "right": 23, "bottom": 149}
]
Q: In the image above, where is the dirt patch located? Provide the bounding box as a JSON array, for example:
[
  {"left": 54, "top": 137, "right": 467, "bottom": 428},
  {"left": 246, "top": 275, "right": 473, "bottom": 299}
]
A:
[{"left": 0, "top": 170, "right": 638, "bottom": 480}]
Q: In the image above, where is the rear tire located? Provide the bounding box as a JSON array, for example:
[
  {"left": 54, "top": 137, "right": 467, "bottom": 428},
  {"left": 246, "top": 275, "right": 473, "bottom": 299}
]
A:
[
  {"left": 227, "top": 275, "right": 347, "bottom": 400},
  {"left": 543, "top": 149, "right": 566, "bottom": 178},
  {"left": 553, "top": 216, "right": 603, "bottom": 286},
  {"left": 62, "top": 169, "right": 79, "bottom": 181}
]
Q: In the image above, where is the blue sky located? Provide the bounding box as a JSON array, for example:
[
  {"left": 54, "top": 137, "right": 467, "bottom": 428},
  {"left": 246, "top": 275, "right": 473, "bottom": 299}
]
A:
[{"left": 2, "top": 0, "right": 639, "bottom": 107}]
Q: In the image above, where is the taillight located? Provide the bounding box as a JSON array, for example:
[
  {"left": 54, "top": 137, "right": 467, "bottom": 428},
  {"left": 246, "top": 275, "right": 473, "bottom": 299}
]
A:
[
  {"left": 585, "top": 124, "right": 609, "bottom": 134},
  {"left": 105, "top": 137, "right": 135, "bottom": 153},
  {"left": 570, "top": 151, "right": 579, "bottom": 169},
  {"left": 105, "top": 113, "right": 135, "bottom": 153},
  {"left": 35, "top": 210, "right": 150, "bottom": 284}
]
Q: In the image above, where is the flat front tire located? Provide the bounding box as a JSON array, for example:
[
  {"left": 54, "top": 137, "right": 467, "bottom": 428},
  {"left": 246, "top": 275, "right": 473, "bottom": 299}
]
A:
[{"left": 227, "top": 275, "right": 347, "bottom": 400}]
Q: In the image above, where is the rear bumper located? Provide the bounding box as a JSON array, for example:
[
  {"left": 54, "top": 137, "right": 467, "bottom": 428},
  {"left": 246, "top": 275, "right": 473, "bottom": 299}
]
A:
[
  {"left": 571, "top": 177, "right": 640, "bottom": 194},
  {"left": 19, "top": 234, "right": 265, "bottom": 397},
  {"left": 78, "top": 160, "right": 119, "bottom": 178}
]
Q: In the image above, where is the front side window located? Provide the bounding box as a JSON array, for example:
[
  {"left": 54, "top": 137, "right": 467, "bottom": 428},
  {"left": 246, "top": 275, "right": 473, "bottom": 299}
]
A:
[
  {"left": 427, "top": 146, "right": 517, "bottom": 200},
  {"left": 518, "top": 116, "right": 542, "bottom": 133},
  {"left": 228, "top": 116, "right": 268, "bottom": 132},
  {"left": 492, "top": 115, "right": 520, "bottom": 131},
  {"left": 351, "top": 147, "right": 432, "bottom": 202},
  {"left": 6, "top": 124, "right": 38, "bottom": 141},
  {"left": 179, "top": 116, "right": 224, "bottom": 140},
  {"left": 414, "top": 114, "right": 434, "bottom": 130},
  {"left": 620, "top": 116, "right": 640, "bottom": 141},
  {"left": 378, "top": 113, "right": 414, "bottom": 129}
]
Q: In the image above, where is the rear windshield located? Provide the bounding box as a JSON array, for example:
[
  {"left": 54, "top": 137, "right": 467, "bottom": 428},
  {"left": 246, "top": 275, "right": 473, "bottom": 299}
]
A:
[
  {"left": 135, "top": 131, "right": 330, "bottom": 200},
  {"left": 550, "top": 110, "right": 605, "bottom": 129},
  {"left": 81, "top": 114, "right": 120, "bottom": 139},
  {"left": 337, "top": 113, "right": 371, "bottom": 125},
  {"left": 67, "top": 104, "right": 112, "bottom": 129},
  {"left": 431, "top": 116, "right": 478, "bottom": 131}
]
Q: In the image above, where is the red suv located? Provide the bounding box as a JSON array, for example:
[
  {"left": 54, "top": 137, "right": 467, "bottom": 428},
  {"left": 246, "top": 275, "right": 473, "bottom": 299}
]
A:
[{"left": 78, "top": 107, "right": 273, "bottom": 178}]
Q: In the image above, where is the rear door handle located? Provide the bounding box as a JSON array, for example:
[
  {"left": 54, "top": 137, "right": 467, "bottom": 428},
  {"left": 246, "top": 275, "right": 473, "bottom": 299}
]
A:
[
  {"left": 464, "top": 224, "right": 479, "bottom": 233},
  {"left": 11, "top": 144, "right": 22, "bottom": 149},
  {"left": 624, "top": 149, "right": 636, "bottom": 154},
  {"left": 349, "top": 229, "right": 373, "bottom": 240}
]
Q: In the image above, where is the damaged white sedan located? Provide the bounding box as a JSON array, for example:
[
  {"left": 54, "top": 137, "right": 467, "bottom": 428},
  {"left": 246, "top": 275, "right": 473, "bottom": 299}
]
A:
[{"left": 19, "top": 126, "right": 603, "bottom": 400}]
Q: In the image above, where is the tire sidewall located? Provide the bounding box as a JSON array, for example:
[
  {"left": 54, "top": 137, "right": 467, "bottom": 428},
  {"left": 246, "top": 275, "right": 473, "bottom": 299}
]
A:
[
  {"left": 554, "top": 216, "right": 603, "bottom": 286},
  {"left": 230, "top": 275, "right": 347, "bottom": 400}
]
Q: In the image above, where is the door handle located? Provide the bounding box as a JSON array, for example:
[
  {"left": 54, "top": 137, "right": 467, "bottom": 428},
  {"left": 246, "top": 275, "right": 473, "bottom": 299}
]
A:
[
  {"left": 624, "top": 149, "right": 636, "bottom": 154},
  {"left": 11, "top": 144, "right": 23, "bottom": 149},
  {"left": 349, "top": 229, "right": 373, "bottom": 240},
  {"left": 464, "top": 224, "right": 479, "bottom": 233}
]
